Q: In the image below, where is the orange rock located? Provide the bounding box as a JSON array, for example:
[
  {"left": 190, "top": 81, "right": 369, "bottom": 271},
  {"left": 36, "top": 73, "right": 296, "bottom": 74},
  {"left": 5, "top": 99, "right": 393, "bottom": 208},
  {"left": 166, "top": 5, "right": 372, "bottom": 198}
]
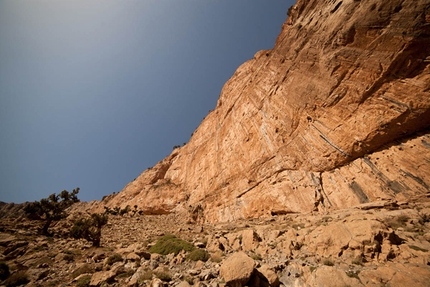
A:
[{"left": 98, "top": 0, "right": 430, "bottom": 223}]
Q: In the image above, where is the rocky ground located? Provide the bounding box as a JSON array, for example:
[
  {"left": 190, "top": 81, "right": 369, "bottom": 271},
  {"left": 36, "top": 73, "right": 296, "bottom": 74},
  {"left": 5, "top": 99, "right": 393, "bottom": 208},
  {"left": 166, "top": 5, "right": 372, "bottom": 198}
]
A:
[{"left": 1, "top": 197, "right": 430, "bottom": 287}]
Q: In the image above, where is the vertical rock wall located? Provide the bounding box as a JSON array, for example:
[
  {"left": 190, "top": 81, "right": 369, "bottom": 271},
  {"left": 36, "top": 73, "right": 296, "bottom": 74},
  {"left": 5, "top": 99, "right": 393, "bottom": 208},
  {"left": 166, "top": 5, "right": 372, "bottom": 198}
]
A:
[{"left": 101, "top": 0, "right": 430, "bottom": 222}]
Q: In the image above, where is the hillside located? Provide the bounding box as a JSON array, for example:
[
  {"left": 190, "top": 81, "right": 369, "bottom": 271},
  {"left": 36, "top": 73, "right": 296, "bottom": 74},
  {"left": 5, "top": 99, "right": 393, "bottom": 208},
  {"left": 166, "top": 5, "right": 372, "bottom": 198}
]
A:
[{"left": 1, "top": 0, "right": 430, "bottom": 286}]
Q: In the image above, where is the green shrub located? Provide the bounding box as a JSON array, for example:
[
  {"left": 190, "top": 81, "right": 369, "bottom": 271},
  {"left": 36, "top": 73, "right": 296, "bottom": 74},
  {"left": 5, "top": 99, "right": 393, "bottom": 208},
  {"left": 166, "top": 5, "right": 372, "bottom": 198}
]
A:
[
  {"left": 0, "top": 262, "right": 10, "bottom": 280},
  {"left": 388, "top": 215, "right": 410, "bottom": 230},
  {"left": 32, "top": 245, "right": 46, "bottom": 252},
  {"left": 70, "top": 213, "right": 108, "bottom": 247},
  {"left": 106, "top": 253, "right": 123, "bottom": 265},
  {"left": 4, "top": 271, "right": 29, "bottom": 287},
  {"left": 138, "top": 269, "right": 153, "bottom": 283},
  {"left": 250, "top": 253, "right": 262, "bottom": 261},
  {"left": 149, "top": 235, "right": 194, "bottom": 255},
  {"left": 117, "top": 269, "right": 134, "bottom": 278},
  {"left": 408, "top": 245, "right": 428, "bottom": 252},
  {"left": 186, "top": 249, "right": 210, "bottom": 262},
  {"left": 63, "top": 253, "right": 75, "bottom": 262},
  {"left": 309, "top": 266, "right": 317, "bottom": 273},
  {"left": 76, "top": 274, "right": 91, "bottom": 287},
  {"left": 323, "top": 259, "right": 334, "bottom": 266},
  {"left": 418, "top": 212, "right": 430, "bottom": 225},
  {"left": 352, "top": 257, "right": 363, "bottom": 266},
  {"left": 72, "top": 264, "right": 94, "bottom": 278},
  {"left": 346, "top": 270, "right": 360, "bottom": 279},
  {"left": 155, "top": 271, "right": 172, "bottom": 282},
  {"left": 181, "top": 275, "right": 194, "bottom": 285}
]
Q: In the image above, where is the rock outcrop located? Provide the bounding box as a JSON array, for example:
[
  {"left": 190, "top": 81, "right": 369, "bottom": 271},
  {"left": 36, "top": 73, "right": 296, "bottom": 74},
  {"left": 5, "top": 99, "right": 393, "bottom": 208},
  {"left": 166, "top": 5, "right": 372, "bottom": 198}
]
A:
[{"left": 101, "top": 0, "right": 430, "bottom": 222}]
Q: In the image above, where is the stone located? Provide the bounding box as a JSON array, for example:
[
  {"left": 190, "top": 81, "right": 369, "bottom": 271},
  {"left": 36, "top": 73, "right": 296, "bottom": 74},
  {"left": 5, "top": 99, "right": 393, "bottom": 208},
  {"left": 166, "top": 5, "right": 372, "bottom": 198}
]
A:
[
  {"left": 128, "top": 266, "right": 146, "bottom": 286},
  {"left": 126, "top": 252, "right": 140, "bottom": 262},
  {"left": 176, "top": 281, "right": 191, "bottom": 287},
  {"left": 241, "top": 229, "right": 261, "bottom": 251},
  {"left": 89, "top": 270, "right": 116, "bottom": 286},
  {"left": 151, "top": 278, "right": 167, "bottom": 287},
  {"left": 307, "top": 266, "right": 362, "bottom": 287},
  {"left": 136, "top": 250, "right": 151, "bottom": 260},
  {"left": 257, "top": 265, "right": 279, "bottom": 287},
  {"left": 219, "top": 251, "right": 255, "bottom": 287}
]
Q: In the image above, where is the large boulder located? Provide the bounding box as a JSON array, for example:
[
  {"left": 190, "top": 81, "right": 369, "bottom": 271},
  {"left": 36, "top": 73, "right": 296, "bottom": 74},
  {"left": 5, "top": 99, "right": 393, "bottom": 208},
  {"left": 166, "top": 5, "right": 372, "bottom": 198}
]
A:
[{"left": 220, "top": 251, "right": 255, "bottom": 287}]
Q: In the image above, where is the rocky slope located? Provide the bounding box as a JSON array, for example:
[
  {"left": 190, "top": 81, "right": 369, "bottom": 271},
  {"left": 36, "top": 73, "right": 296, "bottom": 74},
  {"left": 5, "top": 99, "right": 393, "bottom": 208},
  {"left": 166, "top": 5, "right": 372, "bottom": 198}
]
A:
[
  {"left": 0, "top": 199, "right": 429, "bottom": 286},
  {"left": 100, "top": 0, "right": 430, "bottom": 223}
]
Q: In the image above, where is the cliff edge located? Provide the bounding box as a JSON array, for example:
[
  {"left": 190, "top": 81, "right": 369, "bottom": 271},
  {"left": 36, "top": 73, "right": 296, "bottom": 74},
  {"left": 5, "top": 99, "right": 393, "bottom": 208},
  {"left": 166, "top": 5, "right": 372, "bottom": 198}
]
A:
[{"left": 100, "top": 0, "right": 430, "bottom": 222}]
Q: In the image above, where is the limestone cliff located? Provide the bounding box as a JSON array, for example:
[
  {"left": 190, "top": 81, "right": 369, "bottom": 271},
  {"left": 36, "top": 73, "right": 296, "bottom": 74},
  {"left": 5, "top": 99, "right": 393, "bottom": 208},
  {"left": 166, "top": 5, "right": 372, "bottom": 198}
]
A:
[{"left": 101, "top": 0, "right": 430, "bottom": 222}]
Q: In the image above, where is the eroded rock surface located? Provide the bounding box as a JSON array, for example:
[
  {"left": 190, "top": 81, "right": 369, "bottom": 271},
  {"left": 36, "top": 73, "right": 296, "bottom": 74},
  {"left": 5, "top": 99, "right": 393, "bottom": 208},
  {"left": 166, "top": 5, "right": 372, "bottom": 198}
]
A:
[{"left": 99, "top": 0, "right": 430, "bottom": 223}]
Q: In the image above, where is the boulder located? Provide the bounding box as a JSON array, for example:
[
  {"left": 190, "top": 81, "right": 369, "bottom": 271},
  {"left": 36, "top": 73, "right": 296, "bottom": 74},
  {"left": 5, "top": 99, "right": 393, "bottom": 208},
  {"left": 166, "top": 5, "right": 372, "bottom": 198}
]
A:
[
  {"left": 241, "top": 229, "right": 261, "bottom": 251},
  {"left": 258, "top": 265, "right": 279, "bottom": 287},
  {"left": 126, "top": 252, "right": 140, "bottom": 262},
  {"left": 220, "top": 251, "right": 255, "bottom": 287}
]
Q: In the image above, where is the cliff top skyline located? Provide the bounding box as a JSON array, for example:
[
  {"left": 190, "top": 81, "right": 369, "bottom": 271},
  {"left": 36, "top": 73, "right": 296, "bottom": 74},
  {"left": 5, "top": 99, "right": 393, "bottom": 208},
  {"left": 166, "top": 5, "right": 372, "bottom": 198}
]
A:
[{"left": 0, "top": 0, "right": 293, "bottom": 203}]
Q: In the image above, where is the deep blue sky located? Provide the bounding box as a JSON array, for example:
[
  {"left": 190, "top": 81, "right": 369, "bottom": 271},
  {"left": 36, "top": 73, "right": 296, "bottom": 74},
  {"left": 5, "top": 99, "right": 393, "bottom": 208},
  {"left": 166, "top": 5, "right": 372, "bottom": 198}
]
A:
[{"left": 0, "top": 0, "right": 294, "bottom": 203}]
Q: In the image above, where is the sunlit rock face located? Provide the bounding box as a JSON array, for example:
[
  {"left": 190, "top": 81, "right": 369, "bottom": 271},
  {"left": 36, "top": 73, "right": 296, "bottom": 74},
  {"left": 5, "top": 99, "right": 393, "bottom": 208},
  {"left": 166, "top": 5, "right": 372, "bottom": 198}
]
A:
[{"left": 101, "top": 0, "right": 430, "bottom": 222}]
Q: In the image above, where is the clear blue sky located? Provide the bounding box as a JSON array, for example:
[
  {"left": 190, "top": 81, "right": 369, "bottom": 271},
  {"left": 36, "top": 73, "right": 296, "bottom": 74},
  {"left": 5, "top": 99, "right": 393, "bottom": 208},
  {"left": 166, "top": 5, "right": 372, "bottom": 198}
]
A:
[{"left": 0, "top": 0, "right": 294, "bottom": 203}]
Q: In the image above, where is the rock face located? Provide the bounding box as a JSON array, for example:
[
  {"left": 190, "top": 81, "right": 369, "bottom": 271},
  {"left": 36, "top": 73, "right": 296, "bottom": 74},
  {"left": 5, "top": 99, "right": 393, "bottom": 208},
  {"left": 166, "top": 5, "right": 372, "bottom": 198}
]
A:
[{"left": 101, "top": 0, "right": 430, "bottom": 222}]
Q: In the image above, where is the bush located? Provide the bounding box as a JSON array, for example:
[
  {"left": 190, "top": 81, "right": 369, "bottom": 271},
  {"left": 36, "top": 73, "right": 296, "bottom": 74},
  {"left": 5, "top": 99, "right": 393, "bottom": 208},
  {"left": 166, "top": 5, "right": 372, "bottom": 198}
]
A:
[
  {"left": 352, "top": 257, "right": 363, "bottom": 266},
  {"left": 149, "top": 235, "right": 194, "bottom": 255},
  {"left": 408, "top": 245, "right": 429, "bottom": 252},
  {"left": 250, "top": 253, "right": 262, "bottom": 261},
  {"left": 181, "top": 275, "right": 194, "bottom": 285},
  {"left": 155, "top": 271, "right": 172, "bottom": 282},
  {"left": 0, "top": 262, "right": 10, "bottom": 280},
  {"left": 70, "top": 213, "right": 108, "bottom": 247},
  {"left": 63, "top": 253, "right": 75, "bottom": 262},
  {"left": 4, "top": 271, "right": 29, "bottom": 287},
  {"left": 346, "top": 270, "right": 360, "bottom": 279},
  {"left": 138, "top": 269, "right": 154, "bottom": 283},
  {"left": 323, "top": 259, "right": 334, "bottom": 266},
  {"left": 72, "top": 264, "right": 94, "bottom": 278},
  {"left": 106, "top": 253, "right": 123, "bottom": 265},
  {"left": 76, "top": 274, "right": 91, "bottom": 287},
  {"left": 186, "top": 249, "right": 210, "bottom": 262},
  {"left": 388, "top": 215, "right": 410, "bottom": 230},
  {"left": 119, "top": 205, "right": 130, "bottom": 216},
  {"left": 287, "top": 5, "right": 294, "bottom": 17}
]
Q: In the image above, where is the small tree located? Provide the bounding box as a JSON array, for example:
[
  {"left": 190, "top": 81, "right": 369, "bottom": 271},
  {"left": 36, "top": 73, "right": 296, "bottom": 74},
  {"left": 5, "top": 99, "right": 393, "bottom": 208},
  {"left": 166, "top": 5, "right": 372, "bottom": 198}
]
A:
[
  {"left": 132, "top": 205, "right": 138, "bottom": 216},
  {"left": 24, "top": 188, "right": 80, "bottom": 235},
  {"left": 70, "top": 213, "right": 108, "bottom": 247},
  {"left": 119, "top": 205, "right": 130, "bottom": 216}
]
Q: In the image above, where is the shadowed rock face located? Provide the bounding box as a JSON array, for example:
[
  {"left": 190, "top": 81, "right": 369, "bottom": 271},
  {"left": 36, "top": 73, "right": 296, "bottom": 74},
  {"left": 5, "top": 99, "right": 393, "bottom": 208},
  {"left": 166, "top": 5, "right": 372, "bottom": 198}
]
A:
[{"left": 101, "top": 0, "right": 430, "bottom": 222}]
